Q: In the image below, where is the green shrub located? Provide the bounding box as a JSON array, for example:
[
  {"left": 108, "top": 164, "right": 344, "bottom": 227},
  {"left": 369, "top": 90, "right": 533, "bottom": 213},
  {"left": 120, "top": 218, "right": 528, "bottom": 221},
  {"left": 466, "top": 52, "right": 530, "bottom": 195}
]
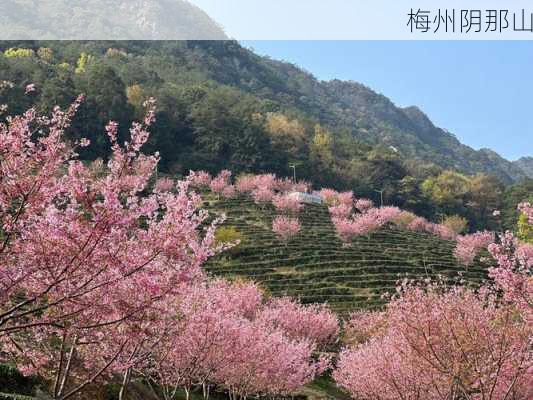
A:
[
  {"left": 214, "top": 226, "right": 244, "bottom": 247},
  {"left": 517, "top": 213, "right": 533, "bottom": 243}
]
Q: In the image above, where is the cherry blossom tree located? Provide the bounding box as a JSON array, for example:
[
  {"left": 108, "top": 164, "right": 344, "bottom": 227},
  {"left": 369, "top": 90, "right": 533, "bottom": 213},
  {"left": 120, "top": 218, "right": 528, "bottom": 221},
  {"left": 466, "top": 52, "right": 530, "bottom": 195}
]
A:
[
  {"left": 147, "top": 280, "right": 336, "bottom": 400},
  {"left": 0, "top": 97, "right": 221, "bottom": 399},
  {"left": 334, "top": 281, "right": 532, "bottom": 400},
  {"left": 406, "top": 216, "right": 431, "bottom": 232},
  {"left": 221, "top": 185, "right": 236, "bottom": 199},
  {"left": 329, "top": 204, "right": 352, "bottom": 219},
  {"left": 251, "top": 187, "right": 274, "bottom": 205},
  {"left": 454, "top": 231, "right": 495, "bottom": 266},
  {"left": 189, "top": 170, "right": 212, "bottom": 189},
  {"left": 252, "top": 174, "right": 277, "bottom": 191},
  {"left": 210, "top": 170, "right": 232, "bottom": 196},
  {"left": 155, "top": 177, "right": 176, "bottom": 193},
  {"left": 235, "top": 174, "right": 256, "bottom": 194},
  {"left": 291, "top": 181, "right": 310, "bottom": 193},
  {"left": 256, "top": 297, "right": 339, "bottom": 349},
  {"left": 332, "top": 207, "right": 401, "bottom": 242},
  {"left": 144, "top": 280, "right": 263, "bottom": 400},
  {"left": 318, "top": 188, "right": 339, "bottom": 205},
  {"left": 216, "top": 323, "right": 329, "bottom": 400},
  {"left": 272, "top": 193, "right": 302, "bottom": 214},
  {"left": 488, "top": 232, "right": 533, "bottom": 322},
  {"left": 272, "top": 216, "right": 301, "bottom": 242},
  {"left": 342, "top": 310, "right": 387, "bottom": 346},
  {"left": 275, "top": 177, "right": 296, "bottom": 192},
  {"left": 405, "top": 216, "right": 457, "bottom": 241},
  {"left": 337, "top": 191, "right": 354, "bottom": 206},
  {"left": 426, "top": 222, "right": 457, "bottom": 241}
]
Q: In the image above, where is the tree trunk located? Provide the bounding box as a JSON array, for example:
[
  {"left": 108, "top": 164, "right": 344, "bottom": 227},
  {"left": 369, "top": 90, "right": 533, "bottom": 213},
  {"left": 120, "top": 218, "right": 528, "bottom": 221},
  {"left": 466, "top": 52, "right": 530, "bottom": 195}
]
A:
[
  {"left": 56, "top": 337, "right": 77, "bottom": 399},
  {"left": 118, "top": 368, "right": 132, "bottom": 400}
]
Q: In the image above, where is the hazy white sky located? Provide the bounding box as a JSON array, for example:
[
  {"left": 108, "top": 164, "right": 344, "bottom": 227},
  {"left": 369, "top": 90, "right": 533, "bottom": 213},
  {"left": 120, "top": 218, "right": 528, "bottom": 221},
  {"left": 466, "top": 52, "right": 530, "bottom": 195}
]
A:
[{"left": 191, "top": 0, "right": 533, "bottom": 40}]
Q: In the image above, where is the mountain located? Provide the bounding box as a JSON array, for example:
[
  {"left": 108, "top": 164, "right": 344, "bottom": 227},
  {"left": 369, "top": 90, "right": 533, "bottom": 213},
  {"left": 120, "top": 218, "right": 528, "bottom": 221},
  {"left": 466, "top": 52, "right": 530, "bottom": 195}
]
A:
[
  {"left": 514, "top": 156, "right": 533, "bottom": 178},
  {"left": 0, "top": 1, "right": 527, "bottom": 184},
  {"left": 0, "top": 38, "right": 526, "bottom": 189},
  {"left": 316, "top": 80, "right": 526, "bottom": 183},
  {"left": 0, "top": 0, "right": 227, "bottom": 39},
  {"left": 154, "top": 41, "right": 526, "bottom": 184}
]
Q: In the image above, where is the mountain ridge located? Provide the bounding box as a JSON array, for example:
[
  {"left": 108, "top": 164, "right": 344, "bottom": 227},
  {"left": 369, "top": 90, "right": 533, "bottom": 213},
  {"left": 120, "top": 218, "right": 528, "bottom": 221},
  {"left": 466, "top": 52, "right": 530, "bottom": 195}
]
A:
[
  {"left": 0, "top": 0, "right": 228, "bottom": 39},
  {"left": 236, "top": 51, "right": 527, "bottom": 183},
  {"left": 0, "top": 0, "right": 528, "bottom": 184}
]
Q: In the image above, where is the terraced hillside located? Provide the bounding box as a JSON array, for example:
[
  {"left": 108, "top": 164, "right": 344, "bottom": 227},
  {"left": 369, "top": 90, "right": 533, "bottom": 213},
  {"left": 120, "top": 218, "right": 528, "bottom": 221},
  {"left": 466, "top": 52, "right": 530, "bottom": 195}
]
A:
[{"left": 204, "top": 194, "right": 490, "bottom": 314}]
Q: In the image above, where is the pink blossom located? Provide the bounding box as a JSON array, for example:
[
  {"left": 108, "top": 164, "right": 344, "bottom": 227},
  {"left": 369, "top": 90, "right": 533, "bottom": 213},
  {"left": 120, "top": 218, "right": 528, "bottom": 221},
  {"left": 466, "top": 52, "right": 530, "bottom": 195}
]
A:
[
  {"left": 252, "top": 187, "right": 274, "bottom": 204},
  {"left": 272, "top": 216, "right": 301, "bottom": 241},
  {"left": 318, "top": 188, "right": 339, "bottom": 204},
  {"left": 332, "top": 207, "right": 401, "bottom": 242},
  {"left": 253, "top": 174, "right": 277, "bottom": 191},
  {"left": 337, "top": 191, "right": 354, "bottom": 206},
  {"left": 210, "top": 170, "right": 232, "bottom": 195},
  {"left": 334, "top": 282, "right": 532, "bottom": 400},
  {"left": 189, "top": 170, "right": 212, "bottom": 188},
  {"left": 275, "top": 177, "right": 295, "bottom": 192},
  {"left": 406, "top": 217, "right": 457, "bottom": 241},
  {"left": 488, "top": 232, "right": 533, "bottom": 322},
  {"left": 343, "top": 311, "right": 387, "bottom": 345},
  {"left": 222, "top": 184, "right": 237, "bottom": 199},
  {"left": 406, "top": 216, "right": 430, "bottom": 232},
  {"left": 0, "top": 97, "right": 223, "bottom": 396},
  {"left": 148, "top": 280, "right": 334, "bottom": 400},
  {"left": 329, "top": 204, "right": 352, "bottom": 219},
  {"left": 454, "top": 231, "right": 495, "bottom": 266},
  {"left": 292, "top": 181, "right": 310, "bottom": 193},
  {"left": 426, "top": 222, "right": 457, "bottom": 241},
  {"left": 257, "top": 298, "right": 339, "bottom": 349},
  {"left": 354, "top": 198, "right": 374, "bottom": 212},
  {"left": 272, "top": 193, "right": 302, "bottom": 214},
  {"left": 154, "top": 177, "right": 175, "bottom": 193},
  {"left": 235, "top": 174, "right": 257, "bottom": 193}
]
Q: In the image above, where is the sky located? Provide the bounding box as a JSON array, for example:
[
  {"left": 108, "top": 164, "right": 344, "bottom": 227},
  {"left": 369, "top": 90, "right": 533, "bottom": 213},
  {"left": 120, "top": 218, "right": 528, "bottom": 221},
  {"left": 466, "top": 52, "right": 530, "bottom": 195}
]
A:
[{"left": 239, "top": 41, "right": 532, "bottom": 161}]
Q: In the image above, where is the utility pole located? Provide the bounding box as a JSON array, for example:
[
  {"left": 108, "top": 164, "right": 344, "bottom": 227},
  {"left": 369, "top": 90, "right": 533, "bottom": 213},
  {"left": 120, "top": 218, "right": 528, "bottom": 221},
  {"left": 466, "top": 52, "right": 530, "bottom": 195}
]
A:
[
  {"left": 289, "top": 164, "right": 296, "bottom": 184},
  {"left": 374, "top": 189, "right": 384, "bottom": 207}
]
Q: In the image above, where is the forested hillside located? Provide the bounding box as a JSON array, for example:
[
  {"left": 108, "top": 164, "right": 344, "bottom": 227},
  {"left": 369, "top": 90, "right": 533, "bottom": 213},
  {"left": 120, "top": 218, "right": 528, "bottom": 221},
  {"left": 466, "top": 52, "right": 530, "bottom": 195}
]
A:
[{"left": 0, "top": 40, "right": 531, "bottom": 231}]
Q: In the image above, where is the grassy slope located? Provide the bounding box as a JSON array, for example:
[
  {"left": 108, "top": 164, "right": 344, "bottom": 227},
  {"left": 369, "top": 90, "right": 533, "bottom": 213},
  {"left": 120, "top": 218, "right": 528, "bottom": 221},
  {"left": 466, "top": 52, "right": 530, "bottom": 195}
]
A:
[{"left": 205, "top": 193, "right": 489, "bottom": 314}]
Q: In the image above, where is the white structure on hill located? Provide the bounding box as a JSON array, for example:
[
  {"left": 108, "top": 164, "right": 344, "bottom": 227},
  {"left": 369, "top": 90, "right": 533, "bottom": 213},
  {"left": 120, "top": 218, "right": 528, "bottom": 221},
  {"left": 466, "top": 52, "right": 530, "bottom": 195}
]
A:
[{"left": 288, "top": 191, "right": 323, "bottom": 205}]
